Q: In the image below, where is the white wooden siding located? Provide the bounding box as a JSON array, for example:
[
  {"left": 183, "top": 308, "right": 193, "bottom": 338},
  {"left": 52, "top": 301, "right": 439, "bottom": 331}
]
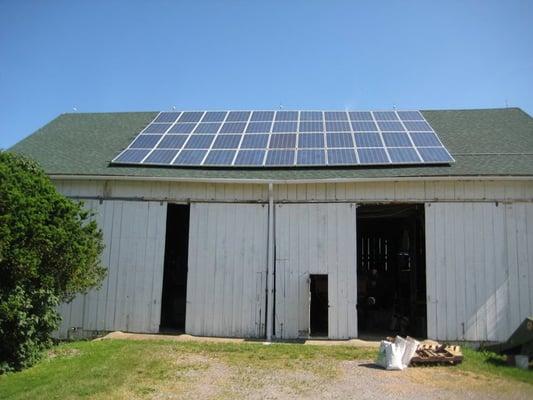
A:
[
  {"left": 186, "top": 203, "right": 268, "bottom": 338},
  {"left": 54, "top": 179, "right": 533, "bottom": 203},
  {"left": 51, "top": 179, "right": 533, "bottom": 341},
  {"left": 425, "top": 202, "right": 533, "bottom": 342},
  {"left": 56, "top": 200, "right": 167, "bottom": 338},
  {"left": 274, "top": 203, "right": 358, "bottom": 339}
]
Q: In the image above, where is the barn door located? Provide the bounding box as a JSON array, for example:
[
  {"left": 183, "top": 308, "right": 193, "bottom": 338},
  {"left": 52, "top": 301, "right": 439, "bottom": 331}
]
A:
[
  {"left": 186, "top": 203, "right": 268, "bottom": 338},
  {"left": 274, "top": 203, "right": 358, "bottom": 339}
]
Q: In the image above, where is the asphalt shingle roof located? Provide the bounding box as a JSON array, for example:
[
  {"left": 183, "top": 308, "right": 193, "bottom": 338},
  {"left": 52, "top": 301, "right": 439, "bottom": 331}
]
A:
[{"left": 9, "top": 108, "right": 533, "bottom": 181}]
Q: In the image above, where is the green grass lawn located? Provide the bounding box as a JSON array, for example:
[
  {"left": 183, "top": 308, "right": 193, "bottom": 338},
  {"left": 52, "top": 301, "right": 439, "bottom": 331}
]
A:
[{"left": 0, "top": 339, "right": 531, "bottom": 400}]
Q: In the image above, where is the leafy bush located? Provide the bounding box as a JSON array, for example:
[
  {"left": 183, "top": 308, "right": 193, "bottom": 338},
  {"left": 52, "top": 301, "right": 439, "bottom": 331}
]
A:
[{"left": 0, "top": 152, "right": 106, "bottom": 372}]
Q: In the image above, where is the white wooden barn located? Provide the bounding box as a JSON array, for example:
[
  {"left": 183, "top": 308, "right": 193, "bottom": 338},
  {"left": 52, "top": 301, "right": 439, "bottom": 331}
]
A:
[{"left": 10, "top": 107, "right": 533, "bottom": 342}]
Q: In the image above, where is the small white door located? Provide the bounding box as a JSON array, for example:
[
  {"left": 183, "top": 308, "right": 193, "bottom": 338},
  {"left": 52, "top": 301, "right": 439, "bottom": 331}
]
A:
[{"left": 275, "top": 203, "right": 358, "bottom": 339}]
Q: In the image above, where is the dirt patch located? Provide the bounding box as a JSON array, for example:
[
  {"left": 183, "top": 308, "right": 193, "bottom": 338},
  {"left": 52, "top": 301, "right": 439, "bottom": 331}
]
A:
[
  {"left": 46, "top": 347, "right": 81, "bottom": 359},
  {"left": 96, "top": 331, "right": 379, "bottom": 347},
  {"left": 145, "top": 356, "right": 533, "bottom": 400}
]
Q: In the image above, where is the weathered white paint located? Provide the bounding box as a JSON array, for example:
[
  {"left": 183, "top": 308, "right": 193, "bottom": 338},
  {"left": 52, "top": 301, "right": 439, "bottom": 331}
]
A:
[
  {"left": 425, "top": 202, "right": 533, "bottom": 342},
  {"left": 51, "top": 177, "right": 533, "bottom": 341},
  {"left": 56, "top": 200, "right": 167, "bottom": 338},
  {"left": 274, "top": 203, "right": 358, "bottom": 339},
  {"left": 53, "top": 179, "right": 533, "bottom": 203},
  {"left": 186, "top": 203, "right": 268, "bottom": 338}
]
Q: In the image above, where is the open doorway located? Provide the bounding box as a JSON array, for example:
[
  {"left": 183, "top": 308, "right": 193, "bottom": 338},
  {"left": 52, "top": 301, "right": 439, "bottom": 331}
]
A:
[
  {"left": 160, "top": 204, "right": 190, "bottom": 332},
  {"left": 310, "top": 274, "right": 328, "bottom": 337},
  {"left": 357, "top": 204, "right": 426, "bottom": 339}
]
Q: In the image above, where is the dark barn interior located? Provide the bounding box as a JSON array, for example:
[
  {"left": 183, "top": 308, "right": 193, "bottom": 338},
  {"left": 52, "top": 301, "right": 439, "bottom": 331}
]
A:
[
  {"left": 160, "top": 204, "right": 190, "bottom": 332},
  {"left": 357, "top": 204, "right": 426, "bottom": 338},
  {"left": 310, "top": 274, "right": 329, "bottom": 337}
]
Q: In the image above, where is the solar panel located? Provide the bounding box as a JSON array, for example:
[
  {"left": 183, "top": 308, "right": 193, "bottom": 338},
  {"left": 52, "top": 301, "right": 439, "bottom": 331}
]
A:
[
  {"left": 241, "top": 134, "right": 269, "bottom": 148},
  {"left": 201, "top": 111, "right": 227, "bottom": 122},
  {"left": 354, "top": 133, "right": 383, "bottom": 148},
  {"left": 212, "top": 135, "right": 241, "bottom": 149},
  {"left": 351, "top": 121, "right": 378, "bottom": 132},
  {"left": 325, "top": 111, "right": 348, "bottom": 121},
  {"left": 131, "top": 135, "right": 162, "bottom": 148},
  {"left": 266, "top": 150, "right": 295, "bottom": 165},
  {"left": 185, "top": 135, "right": 214, "bottom": 149},
  {"left": 269, "top": 134, "right": 296, "bottom": 148},
  {"left": 298, "top": 133, "right": 324, "bottom": 148},
  {"left": 178, "top": 112, "right": 204, "bottom": 123},
  {"left": 145, "top": 149, "right": 179, "bottom": 164},
  {"left": 275, "top": 111, "right": 298, "bottom": 121},
  {"left": 300, "top": 111, "right": 323, "bottom": 121},
  {"left": 154, "top": 112, "right": 180, "bottom": 123},
  {"left": 327, "top": 132, "right": 353, "bottom": 148},
  {"left": 388, "top": 147, "right": 421, "bottom": 163},
  {"left": 157, "top": 135, "right": 187, "bottom": 149},
  {"left": 358, "top": 148, "right": 389, "bottom": 164},
  {"left": 272, "top": 121, "right": 297, "bottom": 133},
  {"left": 297, "top": 149, "right": 326, "bottom": 165},
  {"left": 143, "top": 123, "right": 171, "bottom": 134},
  {"left": 226, "top": 111, "right": 251, "bottom": 122},
  {"left": 174, "top": 150, "right": 207, "bottom": 165},
  {"left": 112, "top": 110, "right": 454, "bottom": 167},
  {"left": 349, "top": 111, "right": 373, "bottom": 121},
  {"left": 382, "top": 132, "right": 411, "bottom": 147},
  {"left": 250, "top": 111, "right": 275, "bottom": 121},
  {"left": 325, "top": 121, "right": 351, "bottom": 132},
  {"left": 193, "top": 123, "right": 222, "bottom": 134},
  {"left": 220, "top": 122, "right": 246, "bottom": 134},
  {"left": 204, "top": 150, "right": 236, "bottom": 165},
  {"left": 234, "top": 150, "right": 265, "bottom": 165},
  {"left": 115, "top": 149, "right": 150, "bottom": 163},
  {"left": 246, "top": 121, "right": 272, "bottom": 133},
  {"left": 169, "top": 123, "right": 195, "bottom": 134},
  {"left": 299, "top": 121, "right": 323, "bottom": 132},
  {"left": 327, "top": 148, "right": 358, "bottom": 165}
]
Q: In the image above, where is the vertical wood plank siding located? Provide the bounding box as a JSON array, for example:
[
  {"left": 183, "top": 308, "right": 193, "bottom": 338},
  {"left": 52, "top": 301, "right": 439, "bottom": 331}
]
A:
[
  {"left": 274, "top": 203, "right": 358, "bottom": 339},
  {"left": 425, "top": 202, "right": 533, "bottom": 341},
  {"left": 56, "top": 200, "right": 167, "bottom": 338},
  {"left": 53, "top": 179, "right": 533, "bottom": 341},
  {"left": 186, "top": 203, "right": 268, "bottom": 338}
]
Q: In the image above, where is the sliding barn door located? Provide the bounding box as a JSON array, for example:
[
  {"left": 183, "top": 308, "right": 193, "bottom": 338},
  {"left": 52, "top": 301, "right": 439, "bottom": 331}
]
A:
[
  {"left": 186, "top": 203, "right": 268, "bottom": 338},
  {"left": 274, "top": 203, "right": 358, "bottom": 339}
]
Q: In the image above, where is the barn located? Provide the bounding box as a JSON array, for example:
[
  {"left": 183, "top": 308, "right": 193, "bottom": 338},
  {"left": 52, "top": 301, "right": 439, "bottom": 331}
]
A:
[{"left": 10, "top": 107, "right": 533, "bottom": 343}]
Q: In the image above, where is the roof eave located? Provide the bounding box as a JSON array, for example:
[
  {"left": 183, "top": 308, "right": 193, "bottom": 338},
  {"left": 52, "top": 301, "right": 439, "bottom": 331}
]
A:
[{"left": 48, "top": 173, "right": 533, "bottom": 185}]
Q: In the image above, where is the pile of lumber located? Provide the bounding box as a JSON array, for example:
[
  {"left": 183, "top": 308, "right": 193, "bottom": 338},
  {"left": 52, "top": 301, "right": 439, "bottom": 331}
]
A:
[{"left": 410, "top": 342, "right": 463, "bottom": 366}]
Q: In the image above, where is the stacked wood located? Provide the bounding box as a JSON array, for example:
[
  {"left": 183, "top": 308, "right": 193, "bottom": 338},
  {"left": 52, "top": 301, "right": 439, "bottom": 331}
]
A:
[{"left": 410, "top": 342, "right": 463, "bottom": 366}]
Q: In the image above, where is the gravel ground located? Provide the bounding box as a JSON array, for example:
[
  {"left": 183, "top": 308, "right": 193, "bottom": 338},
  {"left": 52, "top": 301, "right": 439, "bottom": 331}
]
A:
[
  {"left": 149, "top": 355, "right": 532, "bottom": 400},
  {"left": 98, "top": 333, "right": 531, "bottom": 399}
]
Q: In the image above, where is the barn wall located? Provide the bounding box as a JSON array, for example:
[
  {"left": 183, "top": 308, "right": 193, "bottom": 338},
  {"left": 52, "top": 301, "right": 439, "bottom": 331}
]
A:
[
  {"left": 425, "top": 202, "right": 533, "bottom": 342},
  {"left": 52, "top": 178, "right": 533, "bottom": 341},
  {"left": 56, "top": 199, "right": 167, "bottom": 338},
  {"left": 274, "top": 203, "right": 358, "bottom": 339},
  {"left": 186, "top": 203, "right": 268, "bottom": 338},
  {"left": 53, "top": 179, "right": 533, "bottom": 203}
]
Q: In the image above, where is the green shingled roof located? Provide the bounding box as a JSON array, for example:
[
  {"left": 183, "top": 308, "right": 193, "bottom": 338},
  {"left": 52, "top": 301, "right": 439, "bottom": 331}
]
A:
[{"left": 9, "top": 108, "right": 533, "bottom": 182}]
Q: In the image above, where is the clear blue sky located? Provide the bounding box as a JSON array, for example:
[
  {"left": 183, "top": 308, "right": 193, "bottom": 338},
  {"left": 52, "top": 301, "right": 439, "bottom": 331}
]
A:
[{"left": 1, "top": 0, "right": 532, "bottom": 149}]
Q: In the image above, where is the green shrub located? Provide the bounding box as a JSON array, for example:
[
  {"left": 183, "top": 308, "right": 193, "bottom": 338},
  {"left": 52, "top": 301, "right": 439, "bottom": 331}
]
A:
[{"left": 0, "top": 152, "right": 106, "bottom": 372}]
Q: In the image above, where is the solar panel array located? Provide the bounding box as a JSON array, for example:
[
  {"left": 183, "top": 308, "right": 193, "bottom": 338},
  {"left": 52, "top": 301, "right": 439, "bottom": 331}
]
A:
[{"left": 111, "top": 110, "right": 454, "bottom": 167}]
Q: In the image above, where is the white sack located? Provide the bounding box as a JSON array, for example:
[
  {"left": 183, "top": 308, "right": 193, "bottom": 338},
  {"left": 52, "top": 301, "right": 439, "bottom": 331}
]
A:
[
  {"left": 385, "top": 336, "right": 407, "bottom": 370},
  {"left": 375, "top": 340, "right": 390, "bottom": 369},
  {"left": 402, "top": 336, "right": 420, "bottom": 367}
]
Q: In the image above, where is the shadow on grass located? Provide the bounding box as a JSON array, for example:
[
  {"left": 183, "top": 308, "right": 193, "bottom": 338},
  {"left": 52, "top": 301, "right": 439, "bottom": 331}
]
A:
[{"left": 485, "top": 356, "right": 509, "bottom": 368}]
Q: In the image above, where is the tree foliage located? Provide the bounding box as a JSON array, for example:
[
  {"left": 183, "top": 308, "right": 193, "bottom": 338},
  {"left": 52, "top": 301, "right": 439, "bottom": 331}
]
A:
[{"left": 0, "top": 152, "right": 106, "bottom": 372}]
